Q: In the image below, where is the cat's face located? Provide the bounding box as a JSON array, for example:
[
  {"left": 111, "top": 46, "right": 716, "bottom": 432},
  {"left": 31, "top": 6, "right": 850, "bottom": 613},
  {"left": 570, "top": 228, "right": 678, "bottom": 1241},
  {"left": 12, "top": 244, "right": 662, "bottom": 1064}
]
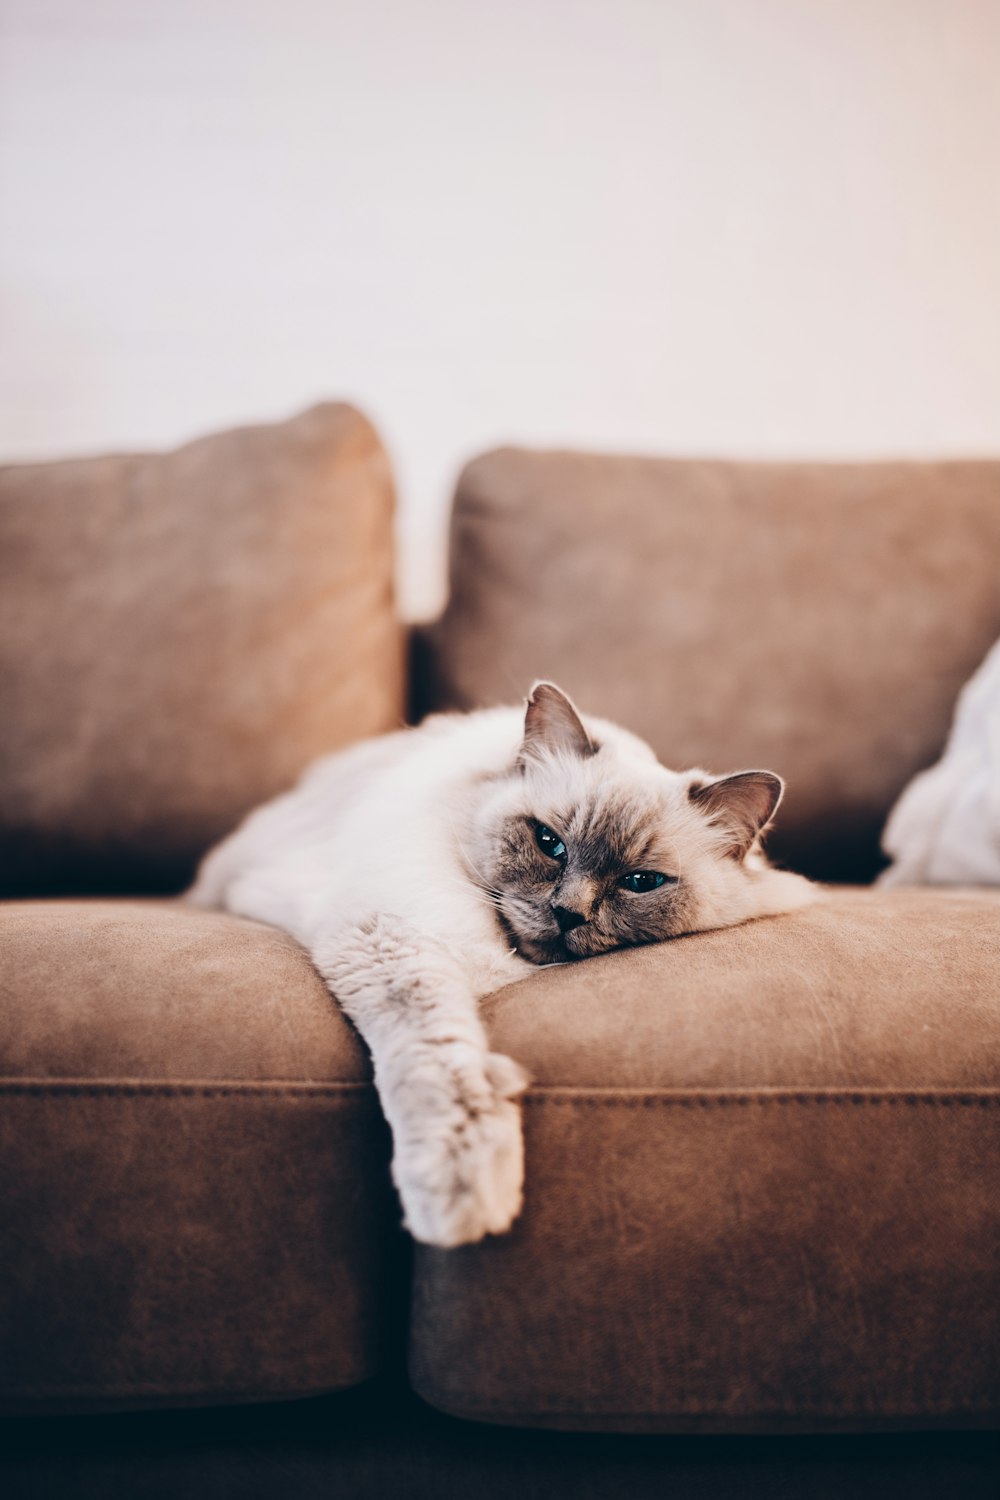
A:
[{"left": 468, "top": 683, "right": 784, "bottom": 966}]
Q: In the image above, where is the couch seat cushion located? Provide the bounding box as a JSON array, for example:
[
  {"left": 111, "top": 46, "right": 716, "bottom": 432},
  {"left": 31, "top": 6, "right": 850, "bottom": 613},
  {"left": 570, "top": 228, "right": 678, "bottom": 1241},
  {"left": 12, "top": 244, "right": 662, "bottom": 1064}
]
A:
[
  {"left": 0, "top": 900, "right": 399, "bottom": 1412},
  {"left": 409, "top": 887, "right": 1000, "bottom": 1432}
]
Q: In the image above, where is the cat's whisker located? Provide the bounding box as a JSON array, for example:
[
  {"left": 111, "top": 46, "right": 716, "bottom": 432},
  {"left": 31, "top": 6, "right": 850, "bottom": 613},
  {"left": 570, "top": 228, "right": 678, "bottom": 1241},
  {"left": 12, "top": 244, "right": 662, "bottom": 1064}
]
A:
[
  {"left": 445, "top": 827, "right": 498, "bottom": 895},
  {"left": 429, "top": 860, "right": 498, "bottom": 897},
  {"left": 426, "top": 870, "right": 504, "bottom": 913}
]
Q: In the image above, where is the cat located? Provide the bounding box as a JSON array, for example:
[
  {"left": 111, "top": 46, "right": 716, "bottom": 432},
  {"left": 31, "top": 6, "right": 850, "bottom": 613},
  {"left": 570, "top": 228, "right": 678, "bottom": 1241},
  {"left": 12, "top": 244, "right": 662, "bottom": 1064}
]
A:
[{"left": 188, "top": 681, "right": 816, "bottom": 1247}]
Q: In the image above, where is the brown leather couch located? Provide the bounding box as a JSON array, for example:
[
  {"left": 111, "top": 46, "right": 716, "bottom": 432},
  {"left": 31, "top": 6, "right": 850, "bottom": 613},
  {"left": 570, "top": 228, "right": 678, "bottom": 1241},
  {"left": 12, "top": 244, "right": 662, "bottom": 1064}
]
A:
[{"left": 2, "top": 403, "right": 998, "bottom": 1496}]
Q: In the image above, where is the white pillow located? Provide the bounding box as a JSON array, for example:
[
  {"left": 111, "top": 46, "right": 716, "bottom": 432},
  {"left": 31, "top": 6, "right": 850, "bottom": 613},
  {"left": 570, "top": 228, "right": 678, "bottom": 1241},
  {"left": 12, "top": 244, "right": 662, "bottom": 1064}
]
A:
[{"left": 879, "top": 635, "right": 1000, "bottom": 886}]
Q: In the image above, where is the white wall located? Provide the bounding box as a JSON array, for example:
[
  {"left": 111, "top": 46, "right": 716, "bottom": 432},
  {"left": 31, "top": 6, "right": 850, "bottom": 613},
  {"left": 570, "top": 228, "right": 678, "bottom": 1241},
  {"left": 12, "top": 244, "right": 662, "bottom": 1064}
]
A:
[{"left": 2, "top": 0, "right": 999, "bottom": 617}]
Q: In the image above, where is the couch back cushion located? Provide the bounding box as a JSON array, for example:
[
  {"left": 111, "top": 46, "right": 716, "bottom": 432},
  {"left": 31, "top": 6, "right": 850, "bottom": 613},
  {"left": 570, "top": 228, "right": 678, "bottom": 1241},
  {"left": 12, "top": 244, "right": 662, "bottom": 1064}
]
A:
[
  {"left": 0, "top": 403, "right": 403, "bottom": 895},
  {"left": 422, "top": 450, "right": 1000, "bottom": 880}
]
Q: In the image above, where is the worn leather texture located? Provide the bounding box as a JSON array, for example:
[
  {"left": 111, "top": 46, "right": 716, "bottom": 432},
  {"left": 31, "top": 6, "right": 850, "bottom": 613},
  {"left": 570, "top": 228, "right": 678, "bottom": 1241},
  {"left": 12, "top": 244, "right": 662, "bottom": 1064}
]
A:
[
  {"left": 0, "top": 900, "right": 371, "bottom": 1083},
  {"left": 0, "top": 403, "right": 404, "bottom": 896},
  {"left": 0, "top": 900, "right": 401, "bottom": 1410},
  {"left": 421, "top": 450, "right": 1000, "bottom": 881},
  {"left": 409, "top": 886, "right": 1000, "bottom": 1431}
]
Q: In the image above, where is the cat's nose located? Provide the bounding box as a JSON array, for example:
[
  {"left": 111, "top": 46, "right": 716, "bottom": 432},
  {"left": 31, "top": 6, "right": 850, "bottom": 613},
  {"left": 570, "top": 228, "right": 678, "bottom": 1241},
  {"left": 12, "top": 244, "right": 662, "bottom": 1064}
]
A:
[{"left": 553, "top": 905, "right": 587, "bottom": 934}]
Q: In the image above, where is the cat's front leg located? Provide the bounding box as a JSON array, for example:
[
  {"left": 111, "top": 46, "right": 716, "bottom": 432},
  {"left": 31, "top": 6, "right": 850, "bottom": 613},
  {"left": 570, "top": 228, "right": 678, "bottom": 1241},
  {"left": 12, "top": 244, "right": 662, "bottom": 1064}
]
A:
[{"left": 314, "top": 915, "right": 529, "bottom": 1248}]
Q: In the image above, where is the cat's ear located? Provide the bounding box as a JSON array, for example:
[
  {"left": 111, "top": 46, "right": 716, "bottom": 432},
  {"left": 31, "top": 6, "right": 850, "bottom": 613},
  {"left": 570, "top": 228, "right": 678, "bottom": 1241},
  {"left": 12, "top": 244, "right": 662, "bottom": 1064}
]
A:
[
  {"left": 518, "top": 681, "right": 594, "bottom": 766},
  {"left": 688, "top": 770, "right": 783, "bottom": 860}
]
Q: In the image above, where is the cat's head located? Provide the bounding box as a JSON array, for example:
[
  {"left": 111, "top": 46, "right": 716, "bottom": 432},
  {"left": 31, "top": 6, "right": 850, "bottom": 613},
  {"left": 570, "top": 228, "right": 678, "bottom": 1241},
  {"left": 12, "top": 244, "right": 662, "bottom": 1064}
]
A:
[{"left": 468, "top": 682, "right": 789, "bottom": 965}]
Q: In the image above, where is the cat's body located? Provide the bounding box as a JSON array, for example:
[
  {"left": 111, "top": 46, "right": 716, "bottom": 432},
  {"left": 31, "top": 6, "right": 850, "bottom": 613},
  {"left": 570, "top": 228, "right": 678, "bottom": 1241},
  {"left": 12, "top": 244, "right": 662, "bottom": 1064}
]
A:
[{"left": 190, "top": 684, "right": 815, "bottom": 1246}]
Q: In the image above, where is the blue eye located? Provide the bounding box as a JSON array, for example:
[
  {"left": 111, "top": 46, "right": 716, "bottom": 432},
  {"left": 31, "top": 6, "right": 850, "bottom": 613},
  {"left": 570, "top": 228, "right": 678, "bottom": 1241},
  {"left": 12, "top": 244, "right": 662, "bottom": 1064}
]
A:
[
  {"left": 622, "top": 871, "right": 672, "bottom": 893},
  {"left": 535, "top": 823, "right": 567, "bottom": 861}
]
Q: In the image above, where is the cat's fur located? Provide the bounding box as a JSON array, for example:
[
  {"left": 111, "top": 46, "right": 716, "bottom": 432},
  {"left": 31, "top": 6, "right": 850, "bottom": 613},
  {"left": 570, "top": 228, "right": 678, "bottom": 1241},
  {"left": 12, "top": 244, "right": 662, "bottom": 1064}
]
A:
[{"left": 189, "top": 683, "right": 815, "bottom": 1247}]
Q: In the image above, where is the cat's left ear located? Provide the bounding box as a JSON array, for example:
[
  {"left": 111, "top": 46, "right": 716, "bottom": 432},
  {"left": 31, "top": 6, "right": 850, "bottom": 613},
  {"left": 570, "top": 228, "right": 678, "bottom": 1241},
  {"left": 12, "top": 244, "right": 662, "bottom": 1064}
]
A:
[
  {"left": 518, "top": 681, "right": 595, "bottom": 766},
  {"left": 688, "top": 770, "right": 784, "bottom": 860}
]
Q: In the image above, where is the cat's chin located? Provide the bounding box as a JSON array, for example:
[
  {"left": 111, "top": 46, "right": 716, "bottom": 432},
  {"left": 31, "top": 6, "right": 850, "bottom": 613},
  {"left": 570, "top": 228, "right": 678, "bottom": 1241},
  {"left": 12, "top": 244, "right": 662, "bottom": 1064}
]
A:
[
  {"left": 492, "top": 905, "right": 576, "bottom": 966},
  {"left": 506, "top": 918, "right": 624, "bottom": 966},
  {"left": 511, "top": 932, "right": 579, "bottom": 967}
]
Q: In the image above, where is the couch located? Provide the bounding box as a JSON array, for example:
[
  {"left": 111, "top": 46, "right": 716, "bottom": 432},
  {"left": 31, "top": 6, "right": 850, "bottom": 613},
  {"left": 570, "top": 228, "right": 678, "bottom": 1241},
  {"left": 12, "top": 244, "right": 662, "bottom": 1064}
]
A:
[{"left": 2, "top": 403, "right": 998, "bottom": 1494}]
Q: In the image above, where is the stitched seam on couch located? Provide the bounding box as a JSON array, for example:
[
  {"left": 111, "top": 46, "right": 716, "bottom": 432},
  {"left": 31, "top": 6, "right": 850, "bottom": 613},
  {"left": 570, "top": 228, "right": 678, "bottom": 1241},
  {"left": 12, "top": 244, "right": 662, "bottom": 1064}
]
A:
[
  {"left": 1, "top": 1378, "right": 373, "bottom": 1400},
  {"left": 1, "top": 1081, "right": 998, "bottom": 1103},
  {"left": 0, "top": 1078, "right": 374, "bottom": 1098},
  {"left": 6, "top": 1392, "right": 996, "bottom": 1415},
  {"left": 521, "top": 1089, "right": 1000, "bottom": 1107}
]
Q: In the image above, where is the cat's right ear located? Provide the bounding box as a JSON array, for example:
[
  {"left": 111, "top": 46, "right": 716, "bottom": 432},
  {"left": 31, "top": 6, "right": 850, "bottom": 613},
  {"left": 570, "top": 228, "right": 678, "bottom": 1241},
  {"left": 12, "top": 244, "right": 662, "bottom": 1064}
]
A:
[{"left": 518, "top": 681, "right": 594, "bottom": 767}]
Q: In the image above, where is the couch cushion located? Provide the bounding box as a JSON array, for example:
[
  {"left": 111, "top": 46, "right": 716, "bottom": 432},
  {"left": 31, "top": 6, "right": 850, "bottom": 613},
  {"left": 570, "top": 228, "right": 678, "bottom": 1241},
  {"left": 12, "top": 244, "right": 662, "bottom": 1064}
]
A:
[
  {"left": 0, "top": 900, "right": 400, "bottom": 1411},
  {"left": 422, "top": 451, "right": 1000, "bottom": 881},
  {"left": 409, "top": 887, "right": 1000, "bottom": 1432},
  {"left": 0, "top": 403, "right": 404, "bottom": 896}
]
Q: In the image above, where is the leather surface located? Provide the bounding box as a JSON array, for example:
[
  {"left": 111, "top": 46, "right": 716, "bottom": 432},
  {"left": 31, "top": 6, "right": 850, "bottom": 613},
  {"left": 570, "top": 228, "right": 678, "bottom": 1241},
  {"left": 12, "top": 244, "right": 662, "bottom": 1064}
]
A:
[
  {"left": 4, "top": 886, "right": 998, "bottom": 1423},
  {"left": 410, "top": 887, "right": 1000, "bottom": 1430},
  {"left": 0, "top": 899, "right": 370, "bottom": 1082},
  {"left": 0, "top": 403, "right": 404, "bottom": 896},
  {"left": 481, "top": 886, "right": 1000, "bottom": 1089},
  {"left": 0, "top": 900, "right": 400, "bottom": 1409},
  {"left": 422, "top": 449, "right": 1000, "bottom": 881}
]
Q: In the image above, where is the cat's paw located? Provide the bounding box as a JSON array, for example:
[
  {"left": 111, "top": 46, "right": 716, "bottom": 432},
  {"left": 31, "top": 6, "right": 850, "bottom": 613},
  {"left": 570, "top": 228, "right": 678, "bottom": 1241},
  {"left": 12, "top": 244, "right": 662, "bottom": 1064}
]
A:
[
  {"left": 393, "top": 1053, "right": 529, "bottom": 1249},
  {"left": 483, "top": 1050, "right": 530, "bottom": 1099}
]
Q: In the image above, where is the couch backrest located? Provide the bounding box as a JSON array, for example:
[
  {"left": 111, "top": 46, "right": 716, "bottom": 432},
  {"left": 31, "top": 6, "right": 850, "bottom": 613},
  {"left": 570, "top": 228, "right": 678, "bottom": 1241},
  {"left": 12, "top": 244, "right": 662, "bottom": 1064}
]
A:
[
  {"left": 421, "top": 450, "right": 1000, "bottom": 881},
  {"left": 0, "top": 403, "right": 404, "bottom": 895}
]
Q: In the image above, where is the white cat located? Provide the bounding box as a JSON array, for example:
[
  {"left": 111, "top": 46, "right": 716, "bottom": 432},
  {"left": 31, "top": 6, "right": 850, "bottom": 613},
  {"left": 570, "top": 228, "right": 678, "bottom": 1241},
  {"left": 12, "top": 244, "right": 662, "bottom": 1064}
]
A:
[{"left": 189, "top": 683, "right": 815, "bottom": 1247}]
